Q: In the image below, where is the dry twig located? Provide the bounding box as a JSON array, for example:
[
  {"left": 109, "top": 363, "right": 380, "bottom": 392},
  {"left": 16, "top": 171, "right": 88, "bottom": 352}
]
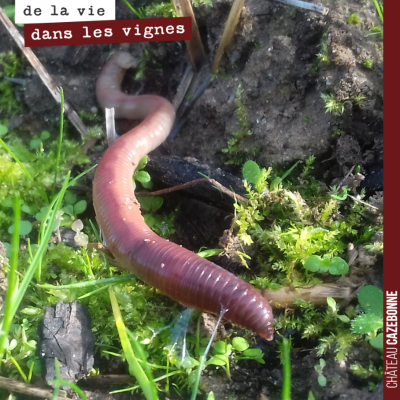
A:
[
  {"left": 0, "top": 376, "right": 68, "bottom": 399},
  {"left": 136, "top": 177, "right": 249, "bottom": 204}
]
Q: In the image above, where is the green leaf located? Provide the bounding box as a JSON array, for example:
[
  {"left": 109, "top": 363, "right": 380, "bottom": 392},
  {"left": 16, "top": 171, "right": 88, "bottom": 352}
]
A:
[
  {"left": 137, "top": 155, "right": 148, "bottom": 170},
  {"left": 140, "top": 180, "right": 153, "bottom": 189},
  {"left": 62, "top": 204, "right": 74, "bottom": 216},
  {"left": 357, "top": 285, "right": 383, "bottom": 318},
  {"left": 369, "top": 333, "right": 383, "bottom": 351},
  {"left": 232, "top": 337, "right": 249, "bottom": 352},
  {"left": 64, "top": 191, "right": 78, "bottom": 205},
  {"left": 206, "top": 355, "right": 227, "bottom": 366},
  {"left": 138, "top": 196, "right": 163, "bottom": 212},
  {"left": 0, "top": 124, "right": 8, "bottom": 136},
  {"left": 9, "top": 339, "right": 17, "bottom": 351},
  {"left": 8, "top": 220, "right": 32, "bottom": 236},
  {"left": 20, "top": 307, "right": 41, "bottom": 315},
  {"left": 181, "top": 356, "right": 199, "bottom": 369},
  {"left": 143, "top": 214, "right": 155, "bottom": 228},
  {"left": 3, "top": 242, "right": 11, "bottom": 258},
  {"left": 207, "top": 392, "right": 215, "bottom": 400},
  {"left": 308, "top": 391, "right": 316, "bottom": 400},
  {"left": 29, "top": 138, "right": 42, "bottom": 149},
  {"left": 318, "top": 375, "right": 327, "bottom": 386},
  {"left": 319, "top": 358, "right": 326, "bottom": 368},
  {"left": 27, "top": 358, "right": 42, "bottom": 377},
  {"left": 242, "top": 160, "right": 260, "bottom": 184},
  {"left": 326, "top": 296, "right": 336, "bottom": 309},
  {"left": 304, "top": 255, "right": 321, "bottom": 272},
  {"left": 35, "top": 207, "right": 49, "bottom": 221},
  {"left": 74, "top": 200, "right": 87, "bottom": 215},
  {"left": 197, "top": 248, "right": 223, "bottom": 258},
  {"left": 135, "top": 170, "right": 151, "bottom": 184},
  {"left": 213, "top": 341, "right": 228, "bottom": 355},
  {"left": 242, "top": 348, "right": 263, "bottom": 357},
  {"left": 40, "top": 130, "right": 50, "bottom": 140},
  {"left": 351, "top": 313, "right": 383, "bottom": 334},
  {"left": 21, "top": 204, "right": 38, "bottom": 215},
  {"left": 338, "top": 315, "right": 350, "bottom": 323},
  {"left": 328, "top": 257, "right": 349, "bottom": 275}
]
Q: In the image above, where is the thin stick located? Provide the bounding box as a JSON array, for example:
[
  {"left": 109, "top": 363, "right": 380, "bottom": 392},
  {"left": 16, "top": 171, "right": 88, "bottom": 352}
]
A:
[
  {"left": 172, "top": 0, "right": 206, "bottom": 70},
  {"left": 136, "top": 177, "right": 249, "bottom": 204},
  {"left": 172, "top": 64, "right": 194, "bottom": 111},
  {"left": 212, "top": 0, "right": 245, "bottom": 73},
  {"left": 0, "top": 376, "right": 68, "bottom": 399},
  {"left": 0, "top": 8, "right": 88, "bottom": 138},
  {"left": 347, "top": 194, "right": 380, "bottom": 211},
  {"left": 105, "top": 107, "right": 118, "bottom": 146}
]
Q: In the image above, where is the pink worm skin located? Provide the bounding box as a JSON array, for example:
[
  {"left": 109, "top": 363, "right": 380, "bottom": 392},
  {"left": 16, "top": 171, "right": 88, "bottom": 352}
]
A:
[{"left": 93, "top": 51, "right": 274, "bottom": 341}]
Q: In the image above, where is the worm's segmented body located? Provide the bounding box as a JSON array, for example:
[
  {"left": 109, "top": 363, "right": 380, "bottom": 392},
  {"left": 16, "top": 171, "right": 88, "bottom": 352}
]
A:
[{"left": 93, "top": 51, "right": 274, "bottom": 340}]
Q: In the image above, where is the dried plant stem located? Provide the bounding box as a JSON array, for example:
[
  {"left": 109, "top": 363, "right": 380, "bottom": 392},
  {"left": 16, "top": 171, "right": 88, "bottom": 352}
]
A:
[
  {"left": 212, "top": 0, "right": 245, "bottom": 73},
  {"left": 172, "top": 0, "right": 206, "bottom": 69}
]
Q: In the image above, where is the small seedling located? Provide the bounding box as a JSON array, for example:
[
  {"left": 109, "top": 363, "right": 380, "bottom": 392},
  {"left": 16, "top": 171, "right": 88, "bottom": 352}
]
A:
[
  {"left": 301, "top": 155, "right": 315, "bottom": 178},
  {"left": 368, "top": 0, "right": 383, "bottom": 39},
  {"left": 314, "top": 358, "right": 327, "bottom": 386},
  {"left": 29, "top": 130, "right": 50, "bottom": 150},
  {"left": 133, "top": 155, "right": 153, "bottom": 189},
  {"left": 363, "top": 59, "right": 373, "bottom": 68},
  {"left": 320, "top": 93, "right": 345, "bottom": 114},
  {"left": 222, "top": 84, "right": 253, "bottom": 165},
  {"left": 353, "top": 95, "right": 366, "bottom": 107},
  {"left": 304, "top": 255, "right": 349, "bottom": 275},
  {"left": 351, "top": 285, "right": 383, "bottom": 351},
  {"left": 231, "top": 337, "right": 264, "bottom": 364},
  {"left": 350, "top": 362, "right": 383, "bottom": 380},
  {"left": 316, "top": 42, "right": 331, "bottom": 66},
  {"left": 348, "top": 13, "right": 360, "bottom": 24},
  {"left": 206, "top": 337, "right": 264, "bottom": 379},
  {"left": 332, "top": 129, "right": 345, "bottom": 137},
  {"left": 326, "top": 297, "right": 350, "bottom": 323}
]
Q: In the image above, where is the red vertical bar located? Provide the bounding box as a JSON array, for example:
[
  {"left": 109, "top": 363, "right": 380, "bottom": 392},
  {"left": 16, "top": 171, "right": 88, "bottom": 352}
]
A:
[{"left": 384, "top": 0, "right": 399, "bottom": 398}]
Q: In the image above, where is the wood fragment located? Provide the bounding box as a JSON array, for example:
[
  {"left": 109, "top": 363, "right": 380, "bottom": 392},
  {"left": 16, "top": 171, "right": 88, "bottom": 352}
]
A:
[
  {"left": 0, "top": 8, "right": 88, "bottom": 138},
  {"left": 262, "top": 282, "right": 361, "bottom": 308},
  {"left": 172, "top": 0, "right": 206, "bottom": 69},
  {"left": 212, "top": 0, "right": 245, "bottom": 73},
  {"left": 0, "top": 376, "right": 68, "bottom": 399}
]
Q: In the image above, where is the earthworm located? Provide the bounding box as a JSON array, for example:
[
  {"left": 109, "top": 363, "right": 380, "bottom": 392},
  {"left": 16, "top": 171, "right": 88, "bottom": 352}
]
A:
[{"left": 93, "top": 51, "right": 274, "bottom": 340}]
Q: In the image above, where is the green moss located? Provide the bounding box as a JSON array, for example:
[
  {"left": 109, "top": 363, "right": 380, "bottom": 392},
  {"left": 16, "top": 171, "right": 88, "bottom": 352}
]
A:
[{"left": 222, "top": 84, "right": 255, "bottom": 165}]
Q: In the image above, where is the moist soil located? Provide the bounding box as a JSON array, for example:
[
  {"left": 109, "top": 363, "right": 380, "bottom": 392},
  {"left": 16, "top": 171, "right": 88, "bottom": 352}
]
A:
[{"left": 0, "top": 0, "right": 383, "bottom": 399}]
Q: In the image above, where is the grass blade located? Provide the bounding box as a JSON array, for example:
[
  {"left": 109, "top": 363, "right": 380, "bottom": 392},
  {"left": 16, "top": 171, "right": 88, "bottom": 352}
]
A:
[
  {"left": 0, "top": 195, "right": 21, "bottom": 363},
  {"left": 109, "top": 285, "right": 158, "bottom": 400},
  {"left": 281, "top": 337, "right": 291, "bottom": 400}
]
